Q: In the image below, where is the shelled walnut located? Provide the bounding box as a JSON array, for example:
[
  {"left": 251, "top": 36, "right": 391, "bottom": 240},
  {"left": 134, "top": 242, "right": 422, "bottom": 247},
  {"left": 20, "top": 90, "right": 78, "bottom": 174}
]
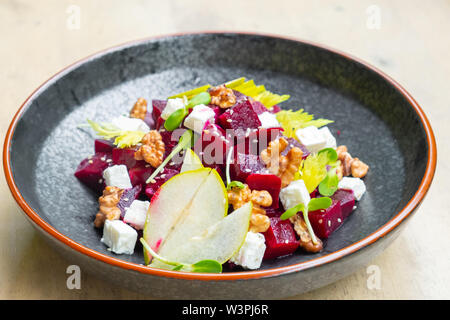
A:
[
  {"left": 134, "top": 130, "right": 165, "bottom": 168},
  {"left": 228, "top": 184, "right": 272, "bottom": 233},
  {"left": 94, "top": 186, "right": 124, "bottom": 228},
  {"left": 336, "top": 145, "right": 369, "bottom": 179},
  {"left": 209, "top": 85, "right": 236, "bottom": 109},
  {"left": 260, "top": 137, "right": 303, "bottom": 187},
  {"left": 290, "top": 214, "right": 323, "bottom": 253},
  {"left": 130, "top": 97, "right": 148, "bottom": 120}
]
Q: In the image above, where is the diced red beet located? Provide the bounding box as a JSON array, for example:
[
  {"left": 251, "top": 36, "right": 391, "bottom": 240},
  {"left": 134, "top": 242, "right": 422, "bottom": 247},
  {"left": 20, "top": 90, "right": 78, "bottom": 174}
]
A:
[
  {"left": 246, "top": 174, "right": 281, "bottom": 209},
  {"left": 308, "top": 199, "right": 343, "bottom": 239},
  {"left": 281, "top": 137, "right": 310, "bottom": 160},
  {"left": 95, "top": 139, "right": 114, "bottom": 154},
  {"left": 263, "top": 217, "right": 300, "bottom": 260},
  {"left": 155, "top": 117, "right": 165, "bottom": 131},
  {"left": 152, "top": 100, "right": 167, "bottom": 123},
  {"left": 143, "top": 111, "right": 155, "bottom": 129},
  {"left": 270, "top": 105, "right": 282, "bottom": 114},
  {"left": 129, "top": 162, "right": 154, "bottom": 187},
  {"left": 310, "top": 188, "right": 319, "bottom": 198},
  {"left": 159, "top": 129, "right": 181, "bottom": 156},
  {"left": 332, "top": 189, "right": 355, "bottom": 219},
  {"left": 112, "top": 147, "right": 139, "bottom": 170},
  {"left": 144, "top": 168, "right": 179, "bottom": 199},
  {"left": 218, "top": 100, "right": 261, "bottom": 136},
  {"left": 230, "top": 151, "right": 268, "bottom": 182},
  {"left": 265, "top": 207, "right": 284, "bottom": 218},
  {"left": 251, "top": 101, "right": 267, "bottom": 115},
  {"left": 232, "top": 90, "right": 248, "bottom": 104},
  {"left": 117, "top": 185, "right": 143, "bottom": 219},
  {"left": 74, "top": 152, "right": 112, "bottom": 193},
  {"left": 209, "top": 105, "right": 222, "bottom": 124},
  {"left": 194, "top": 122, "right": 231, "bottom": 165}
]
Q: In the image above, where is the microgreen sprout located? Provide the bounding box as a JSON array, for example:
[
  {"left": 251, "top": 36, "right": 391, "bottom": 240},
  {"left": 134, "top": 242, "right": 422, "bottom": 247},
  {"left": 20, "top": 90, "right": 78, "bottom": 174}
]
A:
[
  {"left": 280, "top": 197, "right": 332, "bottom": 245},
  {"left": 140, "top": 238, "right": 222, "bottom": 273}
]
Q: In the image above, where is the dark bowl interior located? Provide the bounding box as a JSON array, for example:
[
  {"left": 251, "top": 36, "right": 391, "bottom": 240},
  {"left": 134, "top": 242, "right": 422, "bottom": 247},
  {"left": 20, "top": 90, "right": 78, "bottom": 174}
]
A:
[{"left": 10, "top": 33, "right": 428, "bottom": 271}]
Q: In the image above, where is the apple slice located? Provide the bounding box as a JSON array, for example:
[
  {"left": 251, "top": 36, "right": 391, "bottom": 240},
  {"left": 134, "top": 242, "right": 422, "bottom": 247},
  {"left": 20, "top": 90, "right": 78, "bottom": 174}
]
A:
[
  {"left": 180, "top": 148, "right": 203, "bottom": 173},
  {"left": 151, "top": 202, "right": 252, "bottom": 268},
  {"left": 143, "top": 168, "right": 227, "bottom": 263}
]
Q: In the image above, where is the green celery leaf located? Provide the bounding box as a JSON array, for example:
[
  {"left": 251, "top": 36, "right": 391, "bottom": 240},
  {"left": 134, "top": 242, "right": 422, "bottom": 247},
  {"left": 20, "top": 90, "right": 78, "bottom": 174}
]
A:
[{"left": 276, "top": 109, "right": 334, "bottom": 138}]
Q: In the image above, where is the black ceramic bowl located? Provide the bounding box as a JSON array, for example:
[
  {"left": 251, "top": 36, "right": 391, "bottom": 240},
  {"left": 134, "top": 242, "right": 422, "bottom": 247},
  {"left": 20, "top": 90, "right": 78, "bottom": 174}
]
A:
[{"left": 4, "top": 32, "right": 436, "bottom": 299}]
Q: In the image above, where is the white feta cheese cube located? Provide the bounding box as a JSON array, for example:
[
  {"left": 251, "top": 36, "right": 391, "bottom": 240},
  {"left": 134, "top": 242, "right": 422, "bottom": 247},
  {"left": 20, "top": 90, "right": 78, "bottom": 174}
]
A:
[
  {"left": 279, "top": 179, "right": 311, "bottom": 210},
  {"left": 319, "top": 126, "right": 337, "bottom": 149},
  {"left": 160, "top": 98, "right": 186, "bottom": 120},
  {"left": 295, "top": 126, "right": 327, "bottom": 153},
  {"left": 123, "top": 200, "right": 150, "bottom": 230},
  {"left": 338, "top": 177, "right": 366, "bottom": 201},
  {"left": 230, "top": 232, "right": 266, "bottom": 270},
  {"left": 103, "top": 165, "right": 132, "bottom": 189},
  {"left": 183, "top": 104, "right": 215, "bottom": 133},
  {"left": 101, "top": 220, "right": 138, "bottom": 254},
  {"left": 258, "top": 111, "right": 281, "bottom": 129},
  {"left": 111, "top": 115, "right": 150, "bottom": 133}
]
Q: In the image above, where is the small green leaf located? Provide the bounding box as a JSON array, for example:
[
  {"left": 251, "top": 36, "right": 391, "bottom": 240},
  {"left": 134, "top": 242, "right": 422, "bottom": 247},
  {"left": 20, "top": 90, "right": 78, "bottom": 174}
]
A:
[
  {"left": 146, "top": 130, "right": 194, "bottom": 184},
  {"left": 186, "top": 92, "right": 211, "bottom": 109},
  {"left": 318, "top": 148, "right": 338, "bottom": 163},
  {"left": 164, "top": 108, "right": 188, "bottom": 131},
  {"left": 191, "top": 260, "right": 223, "bottom": 273},
  {"left": 280, "top": 203, "right": 305, "bottom": 221},
  {"left": 308, "top": 197, "right": 332, "bottom": 212},
  {"left": 318, "top": 169, "right": 339, "bottom": 196},
  {"left": 227, "top": 181, "right": 245, "bottom": 190},
  {"left": 172, "top": 265, "right": 184, "bottom": 271}
]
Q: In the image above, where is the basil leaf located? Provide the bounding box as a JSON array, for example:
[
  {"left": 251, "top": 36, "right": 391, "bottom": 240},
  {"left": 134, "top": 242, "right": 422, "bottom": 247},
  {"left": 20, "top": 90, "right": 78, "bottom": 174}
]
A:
[
  {"left": 280, "top": 203, "right": 305, "bottom": 220},
  {"left": 191, "top": 260, "right": 222, "bottom": 273},
  {"left": 308, "top": 197, "right": 332, "bottom": 212},
  {"left": 164, "top": 108, "right": 188, "bottom": 131},
  {"left": 227, "top": 181, "right": 245, "bottom": 190}
]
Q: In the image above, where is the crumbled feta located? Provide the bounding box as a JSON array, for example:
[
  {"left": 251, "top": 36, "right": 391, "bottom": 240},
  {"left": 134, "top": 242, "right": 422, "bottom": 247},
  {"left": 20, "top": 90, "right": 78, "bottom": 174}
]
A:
[
  {"left": 183, "top": 104, "right": 215, "bottom": 133},
  {"left": 319, "top": 126, "right": 337, "bottom": 149},
  {"left": 295, "top": 126, "right": 327, "bottom": 153},
  {"left": 338, "top": 177, "right": 366, "bottom": 201},
  {"left": 258, "top": 111, "right": 281, "bottom": 129},
  {"left": 160, "top": 98, "right": 186, "bottom": 120},
  {"left": 230, "top": 232, "right": 266, "bottom": 270},
  {"left": 279, "top": 179, "right": 311, "bottom": 210},
  {"left": 123, "top": 200, "right": 150, "bottom": 230},
  {"left": 101, "top": 220, "right": 138, "bottom": 254},
  {"left": 103, "top": 165, "right": 132, "bottom": 189},
  {"left": 110, "top": 115, "right": 150, "bottom": 133}
]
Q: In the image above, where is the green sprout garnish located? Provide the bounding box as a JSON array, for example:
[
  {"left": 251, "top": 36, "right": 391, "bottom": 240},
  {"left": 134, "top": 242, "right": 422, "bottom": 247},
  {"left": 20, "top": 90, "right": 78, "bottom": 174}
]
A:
[
  {"left": 224, "top": 148, "right": 245, "bottom": 190},
  {"left": 140, "top": 238, "right": 222, "bottom": 273},
  {"left": 280, "top": 197, "right": 332, "bottom": 245},
  {"left": 145, "top": 130, "right": 194, "bottom": 184}
]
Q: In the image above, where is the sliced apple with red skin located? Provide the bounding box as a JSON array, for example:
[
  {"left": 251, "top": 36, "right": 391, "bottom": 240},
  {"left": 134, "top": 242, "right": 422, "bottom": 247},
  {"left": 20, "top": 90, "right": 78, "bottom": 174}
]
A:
[
  {"left": 143, "top": 168, "right": 227, "bottom": 264},
  {"left": 180, "top": 148, "right": 203, "bottom": 173},
  {"left": 150, "top": 202, "right": 252, "bottom": 269}
]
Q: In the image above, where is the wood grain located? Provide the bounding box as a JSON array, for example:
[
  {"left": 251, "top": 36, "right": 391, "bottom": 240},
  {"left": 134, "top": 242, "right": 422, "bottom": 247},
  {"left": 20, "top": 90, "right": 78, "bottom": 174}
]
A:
[{"left": 0, "top": 0, "right": 448, "bottom": 299}]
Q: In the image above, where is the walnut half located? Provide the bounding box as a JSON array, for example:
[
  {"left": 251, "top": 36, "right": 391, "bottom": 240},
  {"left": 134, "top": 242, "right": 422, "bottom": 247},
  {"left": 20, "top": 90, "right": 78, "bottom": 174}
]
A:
[
  {"left": 130, "top": 98, "right": 148, "bottom": 120},
  {"left": 134, "top": 130, "right": 165, "bottom": 168},
  {"left": 94, "top": 186, "right": 124, "bottom": 228},
  {"left": 209, "top": 85, "right": 236, "bottom": 109}
]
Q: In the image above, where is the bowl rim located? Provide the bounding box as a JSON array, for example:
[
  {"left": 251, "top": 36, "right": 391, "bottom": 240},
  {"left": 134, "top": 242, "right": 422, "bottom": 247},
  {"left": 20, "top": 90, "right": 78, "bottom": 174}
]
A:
[{"left": 3, "top": 31, "right": 437, "bottom": 281}]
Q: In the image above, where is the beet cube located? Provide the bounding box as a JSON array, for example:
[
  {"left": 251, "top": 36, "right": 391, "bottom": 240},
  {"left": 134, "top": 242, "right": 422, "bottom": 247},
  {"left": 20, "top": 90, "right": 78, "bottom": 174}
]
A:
[
  {"left": 218, "top": 100, "right": 261, "bottom": 135},
  {"left": 251, "top": 101, "right": 267, "bottom": 115},
  {"left": 144, "top": 168, "right": 179, "bottom": 199},
  {"left": 95, "top": 139, "right": 114, "bottom": 154},
  {"left": 194, "top": 122, "right": 231, "bottom": 165},
  {"left": 308, "top": 199, "right": 343, "bottom": 239},
  {"left": 117, "top": 185, "right": 142, "bottom": 219},
  {"left": 143, "top": 111, "right": 155, "bottom": 129},
  {"left": 112, "top": 147, "right": 139, "bottom": 170},
  {"left": 152, "top": 100, "right": 167, "bottom": 123},
  {"left": 332, "top": 189, "right": 355, "bottom": 219},
  {"left": 155, "top": 117, "right": 165, "bottom": 131},
  {"left": 129, "top": 162, "right": 154, "bottom": 187},
  {"left": 230, "top": 152, "right": 268, "bottom": 182},
  {"left": 263, "top": 216, "right": 299, "bottom": 260},
  {"left": 246, "top": 174, "right": 281, "bottom": 209},
  {"left": 265, "top": 207, "right": 284, "bottom": 218},
  {"left": 74, "top": 152, "right": 112, "bottom": 193}
]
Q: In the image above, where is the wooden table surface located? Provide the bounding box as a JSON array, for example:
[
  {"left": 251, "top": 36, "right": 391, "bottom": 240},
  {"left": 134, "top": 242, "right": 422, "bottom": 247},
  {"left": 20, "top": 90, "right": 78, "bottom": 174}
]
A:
[{"left": 1, "top": 0, "right": 448, "bottom": 299}]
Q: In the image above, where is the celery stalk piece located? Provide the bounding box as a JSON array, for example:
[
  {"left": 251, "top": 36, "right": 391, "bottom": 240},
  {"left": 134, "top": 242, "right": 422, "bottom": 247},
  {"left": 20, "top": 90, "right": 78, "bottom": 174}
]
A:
[
  {"left": 224, "top": 77, "right": 246, "bottom": 89},
  {"left": 169, "top": 85, "right": 212, "bottom": 99}
]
